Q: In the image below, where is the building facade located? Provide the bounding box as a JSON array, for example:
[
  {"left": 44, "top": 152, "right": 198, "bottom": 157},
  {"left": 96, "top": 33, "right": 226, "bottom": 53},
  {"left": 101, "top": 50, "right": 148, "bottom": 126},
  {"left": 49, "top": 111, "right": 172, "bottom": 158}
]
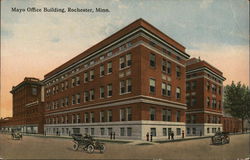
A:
[
  {"left": 43, "top": 19, "right": 190, "bottom": 140},
  {"left": 185, "top": 58, "right": 226, "bottom": 136},
  {"left": 0, "top": 77, "right": 45, "bottom": 134}
]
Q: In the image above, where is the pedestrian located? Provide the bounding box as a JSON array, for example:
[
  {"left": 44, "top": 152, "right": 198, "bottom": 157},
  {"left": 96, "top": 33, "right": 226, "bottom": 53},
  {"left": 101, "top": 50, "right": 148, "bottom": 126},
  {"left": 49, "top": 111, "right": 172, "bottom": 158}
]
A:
[
  {"left": 146, "top": 132, "right": 149, "bottom": 141},
  {"left": 182, "top": 130, "right": 184, "bottom": 139},
  {"left": 200, "top": 131, "right": 202, "bottom": 136},
  {"left": 113, "top": 132, "right": 116, "bottom": 140},
  {"left": 56, "top": 131, "right": 58, "bottom": 136},
  {"left": 171, "top": 131, "right": 174, "bottom": 140},
  {"left": 110, "top": 132, "right": 113, "bottom": 140},
  {"left": 150, "top": 133, "right": 153, "bottom": 142},
  {"left": 168, "top": 131, "right": 171, "bottom": 140}
]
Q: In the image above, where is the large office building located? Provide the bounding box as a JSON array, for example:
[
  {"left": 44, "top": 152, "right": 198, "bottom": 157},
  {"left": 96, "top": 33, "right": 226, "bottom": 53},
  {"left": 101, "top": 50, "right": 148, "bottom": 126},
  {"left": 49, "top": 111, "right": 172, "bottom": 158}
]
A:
[
  {"left": 185, "top": 58, "right": 226, "bottom": 136},
  {"left": 43, "top": 18, "right": 190, "bottom": 140},
  {"left": 0, "top": 77, "right": 45, "bottom": 133}
]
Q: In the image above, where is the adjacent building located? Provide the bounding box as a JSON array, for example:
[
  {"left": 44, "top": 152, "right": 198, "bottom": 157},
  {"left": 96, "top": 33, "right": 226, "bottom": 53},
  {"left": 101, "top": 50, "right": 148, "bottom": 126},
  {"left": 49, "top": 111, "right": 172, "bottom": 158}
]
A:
[
  {"left": 43, "top": 18, "right": 190, "bottom": 140},
  {"left": 0, "top": 77, "right": 45, "bottom": 134},
  {"left": 185, "top": 58, "right": 226, "bottom": 136}
]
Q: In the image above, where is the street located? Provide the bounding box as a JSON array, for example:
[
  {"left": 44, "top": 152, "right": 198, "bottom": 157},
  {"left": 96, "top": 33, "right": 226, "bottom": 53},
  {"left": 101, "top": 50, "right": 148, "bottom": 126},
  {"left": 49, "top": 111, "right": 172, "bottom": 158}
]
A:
[{"left": 0, "top": 133, "right": 249, "bottom": 160}]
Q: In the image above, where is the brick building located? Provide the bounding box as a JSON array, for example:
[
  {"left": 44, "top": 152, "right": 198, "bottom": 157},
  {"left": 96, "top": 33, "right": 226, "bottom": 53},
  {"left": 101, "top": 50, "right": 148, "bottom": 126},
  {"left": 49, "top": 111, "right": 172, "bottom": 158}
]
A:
[
  {"left": 185, "top": 58, "right": 226, "bottom": 136},
  {"left": 0, "top": 77, "right": 45, "bottom": 134},
  {"left": 43, "top": 18, "right": 190, "bottom": 140},
  {"left": 222, "top": 116, "right": 242, "bottom": 133}
]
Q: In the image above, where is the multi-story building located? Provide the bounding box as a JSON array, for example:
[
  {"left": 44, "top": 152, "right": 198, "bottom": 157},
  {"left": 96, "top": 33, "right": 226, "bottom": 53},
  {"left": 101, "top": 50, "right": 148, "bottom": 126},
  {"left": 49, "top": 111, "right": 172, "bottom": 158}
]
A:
[
  {"left": 185, "top": 58, "right": 226, "bottom": 136},
  {"left": 43, "top": 18, "right": 190, "bottom": 140},
  {"left": 0, "top": 77, "right": 45, "bottom": 133}
]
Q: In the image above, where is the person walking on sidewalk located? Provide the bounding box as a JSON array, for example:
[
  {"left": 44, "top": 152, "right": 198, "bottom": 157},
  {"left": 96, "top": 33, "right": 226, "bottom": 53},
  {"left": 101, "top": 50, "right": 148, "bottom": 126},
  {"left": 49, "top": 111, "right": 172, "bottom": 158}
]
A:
[{"left": 171, "top": 131, "right": 174, "bottom": 140}]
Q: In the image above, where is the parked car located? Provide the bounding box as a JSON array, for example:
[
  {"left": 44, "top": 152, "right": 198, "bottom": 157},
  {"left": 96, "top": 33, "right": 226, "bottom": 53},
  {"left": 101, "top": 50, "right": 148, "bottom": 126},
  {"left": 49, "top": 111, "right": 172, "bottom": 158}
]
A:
[
  {"left": 211, "top": 131, "right": 230, "bottom": 145},
  {"left": 72, "top": 134, "right": 105, "bottom": 153},
  {"left": 11, "top": 131, "right": 22, "bottom": 140}
]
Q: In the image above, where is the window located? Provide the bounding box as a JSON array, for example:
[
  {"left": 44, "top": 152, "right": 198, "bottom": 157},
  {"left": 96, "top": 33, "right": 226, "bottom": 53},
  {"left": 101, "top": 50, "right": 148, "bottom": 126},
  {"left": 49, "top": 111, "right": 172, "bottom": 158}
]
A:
[
  {"left": 167, "top": 84, "right": 171, "bottom": 96},
  {"left": 77, "top": 114, "right": 80, "bottom": 123},
  {"left": 149, "top": 79, "right": 156, "bottom": 93},
  {"left": 107, "top": 62, "right": 112, "bottom": 74},
  {"left": 162, "top": 109, "right": 167, "bottom": 121},
  {"left": 84, "top": 72, "right": 88, "bottom": 82},
  {"left": 84, "top": 112, "right": 89, "bottom": 123},
  {"left": 85, "top": 128, "right": 89, "bottom": 134},
  {"left": 163, "top": 128, "right": 167, "bottom": 136},
  {"left": 120, "top": 56, "right": 125, "bottom": 69},
  {"left": 126, "top": 54, "right": 131, "bottom": 66},
  {"left": 187, "top": 128, "right": 190, "bottom": 134},
  {"left": 207, "top": 128, "right": 210, "bottom": 133},
  {"left": 191, "top": 98, "right": 196, "bottom": 107},
  {"left": 191, "top": 115, "right": 196, "bottom": 123},
  {"left": 120, "top": 108, "right": 126, "bottom": 121},
  {"left": 72, "top": 95, "right": 76, "bottom": 105},
  {"left": 90, "top": 70, "right": 94, "bottom": 81},
  {"left": 76, "top": 93, "right": 80, "bottom": 104},
  {"left": 84, "top": 91, "right": 89, "bottom": 102},
  {"left": 127, "top": 108, "right": 132, "bottom": 121},
  {"left": 100, "top": 86, "right": 105, "bottom": 99},
  {"left": 162, "top": 59, "right": 166, "bottom": 72},
  {"left": 120, "top": 128, "right": 125, "bottom": 136},
  {"left": 108, "top": 128, "right": 112, "bottom": 136},
  {"left": 101, "top": 128, "right": 105, "bottom": 135},
  {"left": 176, "top": 111, "right": 181, "bottom": 122},
  {"left": 72, "top": 78, "right": 76, "bottom": 87},
  {"left": 76, "top": 76, "right": 80, "bottom": 86},
  {"left": 107, "top": 52, "right": 112, "bottom": 57},
  {"left": 176, "top": 87, "right": 181, "bottom": 99},
  {"left": 65, "top": 97, "right": 69, "bottom": 106},
  {"left": 72, "top": 115, "right": 75, "bottom": 123},
  {"left": 191, "top": 81, "right": 196, "bottom": 90},
  {"left": 176, "top": 66, "right": 181, "bottom": 77},
  {"left": 127, "top": 128, "right": 132, "bottom": 136},
  {"left": 149, "top": 54, "right": 156, "bottom": 67},
  {"left": 90, "top": 89, "right": 95, "bottom": 101},
  {"left": 91, "top": 128, "right": 95, "bottom": 135},
  {"left": 32, "top": 87, "right": 37, "bottom": 95},
  {"left": 167, "top": 110, "right": 172, "bottom": 121},
  {"left": 90, "top": 112, "right": 95, "bottom": 123},
  {"left": 107, "top": 84, "right": 112, "bottom": 97},
  {"left": 207, "top": 82, "right": 210, "bottom": 91},
  {"left": 150, "top": 128, "right": 156, "bottom": 136},
  {"left": 186, "top": 82, "right": 190, "bottom": 91},
  {"left": 162, "top": 83, "right": 166, "bottom": 96},
  {"left": 100, "top": 65, "right": 105, "bottom": 76},
  {"left": 176, "top": 128, "right": 181, "bottom": 135},
  {"left": 127, "top": 79, "right": 132, "bottom": 93},
  {"left": 150, "top": 108, "right": 156, "bottom": 120},
  {"left": 107, "top": 110, "right": 112, "bottom": 122},
  {"left": 65, "top": 81, "right": 68, "bottom": 89},
  {"left": 100, "top": 111, "right": 105, "bottom": 122},
  {"left": 192, "top": 128, "right": 196, "bottom": 135},
  {"left": 120, "top": 80, "right": 126, "bottom": 94},
  {"left": 207, "top": 97, "right": 210, "bottom": 107},
  {"left": 99, "top": 55, "right": 105, "bottom": 60},
  {"left": 167, "top": 62, "right": 171, "bottom": 74}
]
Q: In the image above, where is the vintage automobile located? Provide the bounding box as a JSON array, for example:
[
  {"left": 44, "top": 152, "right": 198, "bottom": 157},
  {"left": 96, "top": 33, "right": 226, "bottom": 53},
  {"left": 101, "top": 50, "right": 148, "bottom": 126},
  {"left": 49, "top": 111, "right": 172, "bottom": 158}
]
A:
[
  {"left": 11, "top": 131, "right": 23, "bottom": 140},
  {"left": 211, "top": 131, "right": 230, "bottom": 145},
  {"left": 72, "top": 134, "right": 105, "bottom": 153}
]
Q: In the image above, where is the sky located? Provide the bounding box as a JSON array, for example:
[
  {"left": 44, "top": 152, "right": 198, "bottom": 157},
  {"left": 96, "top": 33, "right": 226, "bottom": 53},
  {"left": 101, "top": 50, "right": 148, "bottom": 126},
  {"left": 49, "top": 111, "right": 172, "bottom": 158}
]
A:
[{"left": 1, "top": 0, "right": 249, "bottom": 118}]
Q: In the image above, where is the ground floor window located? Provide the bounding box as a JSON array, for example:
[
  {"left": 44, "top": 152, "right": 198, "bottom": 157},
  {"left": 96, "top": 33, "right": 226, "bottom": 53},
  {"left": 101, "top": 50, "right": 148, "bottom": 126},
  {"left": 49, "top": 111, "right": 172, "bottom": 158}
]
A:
[
  {"left": 66, "top": 128, "right": 69, "bottom": 135},
  {"left": 91, "top": 128, "right": 94, "bottom": 135},
  {"left": 163, "top": 128, "right": 167, "bottom": 136},
  {"left": 187, "top": 128, "right": 190, "bottom": 134},
  {"left": 62, "top": 128, "right": 64, "bottom": 134},
  {"left": 108, "top": 128, "right": 112, "bottom": 136},
  {"left": 218, "top": 128, "right": 220, "bottom": 132},
  {"left": 85, "top": 128, "right": 89, "bottom": 134},
  {"left": 192, "top": 128, "right": 196, "bottom": 135},
  {"left": 127, "top": 127, "right": 132, "bottom": 136},
  {"left": 73, "top": 128, "right": 80, "bottom": 134},
  {"left": 150, "top": 128, "right": 156, "bottom": 136},
  {"left": 120, "top": 128, "right": 125, "bottom": 136},
  {"left": 101, "top": 128, "right": 105, "bottom": 135},
  {"left": 176, "top": 128, "right": 181, "bottom": 135},
  {"left": 212, "top": 128, "right": 216, "bottom": 133}
]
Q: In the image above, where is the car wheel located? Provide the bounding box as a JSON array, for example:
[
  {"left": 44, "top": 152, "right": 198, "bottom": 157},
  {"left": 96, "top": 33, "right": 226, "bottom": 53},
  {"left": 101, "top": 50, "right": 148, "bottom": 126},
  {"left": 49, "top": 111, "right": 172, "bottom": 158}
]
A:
[
  {"left": 87, "top": 144, "right": 94, "bottom": 154},
  {"left": 73, "top": 143, "right": 79, "bottom": 151}
]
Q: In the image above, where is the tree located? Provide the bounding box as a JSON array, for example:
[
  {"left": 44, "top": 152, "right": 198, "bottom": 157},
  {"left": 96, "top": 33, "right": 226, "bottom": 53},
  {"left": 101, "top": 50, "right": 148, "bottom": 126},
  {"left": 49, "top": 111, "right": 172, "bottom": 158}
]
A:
[{"left": 224, "top": 81, "right": 250, "bottom": 133}]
